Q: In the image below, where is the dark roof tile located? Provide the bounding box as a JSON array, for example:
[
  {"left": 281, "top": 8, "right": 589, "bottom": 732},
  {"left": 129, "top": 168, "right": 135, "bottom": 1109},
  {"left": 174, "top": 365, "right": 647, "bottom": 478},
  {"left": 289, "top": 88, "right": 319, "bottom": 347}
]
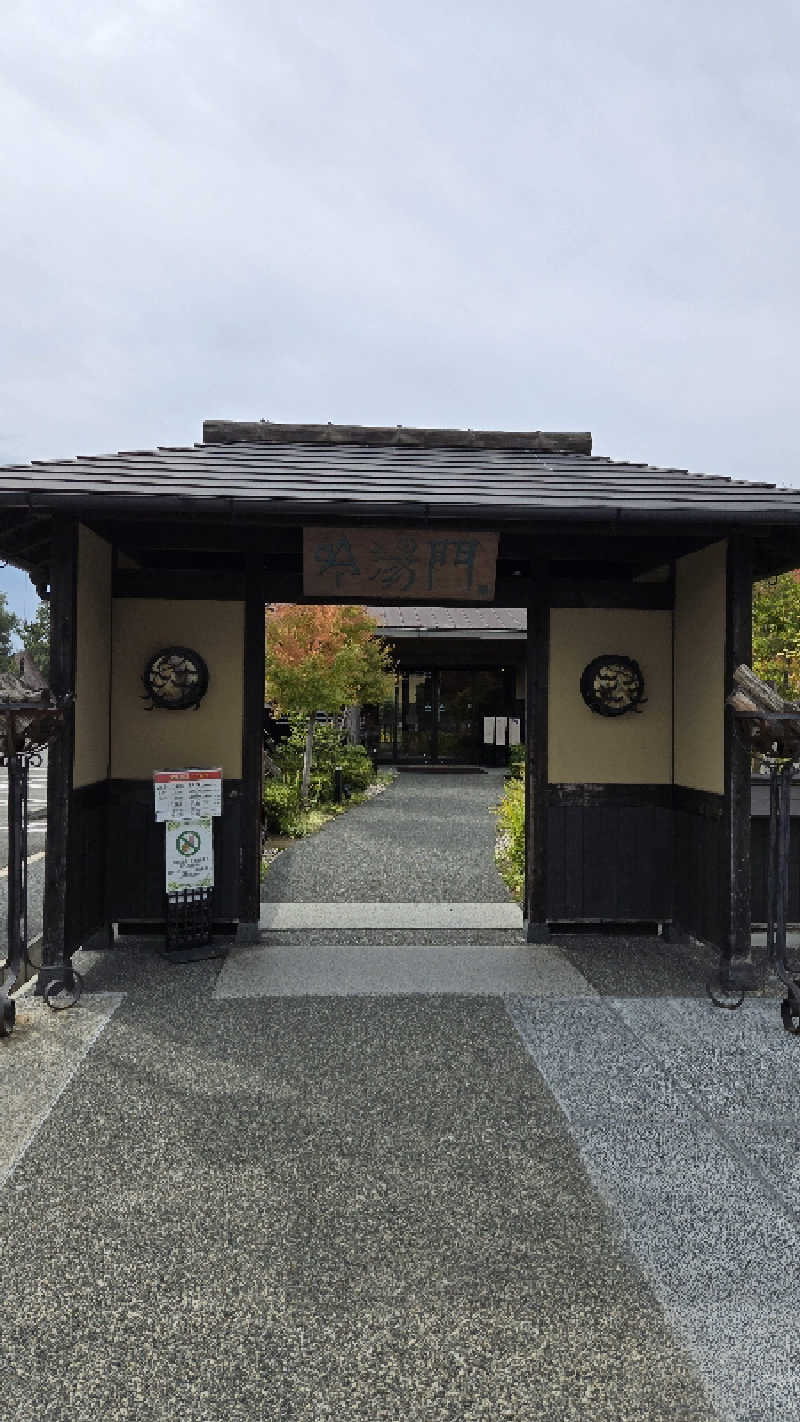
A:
[{"left": 0, "top": 437, "right": 798, "bottom": 523}]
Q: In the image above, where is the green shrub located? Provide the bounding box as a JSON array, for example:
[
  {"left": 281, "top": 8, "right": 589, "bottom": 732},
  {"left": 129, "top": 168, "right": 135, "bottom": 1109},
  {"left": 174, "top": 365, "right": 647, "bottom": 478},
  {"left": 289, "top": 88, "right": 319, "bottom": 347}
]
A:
[
  {"left": 263, "top": 780, "right": 301, "bottom": 834},
  {"left": 271, "top": 715, "right": 313, "bottom": 778},
  {"left": 336, "top": 745, "right": 375, "bottom": 794},
  {"left": 507, "top": 745, "right": 525, "bottom": 779},
  {"left": 494, "top": 775, "right": 525, "bottom": 902},
  {"left": 272, "top": 716, "right": 375, "bottom": 804}
]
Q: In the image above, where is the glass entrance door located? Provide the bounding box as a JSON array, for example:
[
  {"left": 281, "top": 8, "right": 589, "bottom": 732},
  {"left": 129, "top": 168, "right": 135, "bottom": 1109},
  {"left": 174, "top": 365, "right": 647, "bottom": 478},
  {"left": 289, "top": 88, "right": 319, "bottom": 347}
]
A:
[
  {"left": 387, "top": 667, "right": 506, "bottom": 763},
  {"left": 436, "top": 668, "right": 478, "bottom": 762},
  {"left": 398, "top": 670, "right": 434, "bottom": 760}
]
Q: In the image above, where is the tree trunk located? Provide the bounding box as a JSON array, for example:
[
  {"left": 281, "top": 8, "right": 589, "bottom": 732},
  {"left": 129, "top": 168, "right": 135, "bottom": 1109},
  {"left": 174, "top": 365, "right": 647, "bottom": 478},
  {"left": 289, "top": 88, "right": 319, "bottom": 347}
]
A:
[
  {"left": 301, "top": 714, "right": 315, "bottom": 807},
  {"left": 344, "top": 705, "right": 360, "bottom": 744}
]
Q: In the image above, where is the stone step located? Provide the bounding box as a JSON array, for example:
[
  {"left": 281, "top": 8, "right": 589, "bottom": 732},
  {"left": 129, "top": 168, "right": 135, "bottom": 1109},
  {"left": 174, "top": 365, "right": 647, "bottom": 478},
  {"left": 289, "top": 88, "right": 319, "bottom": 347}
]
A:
[
  {"left": 258, "top": 901, "right": 523, "bottom": 930},
  {"left": 215, "top": 941, "right": 594, "bottom": 999}
]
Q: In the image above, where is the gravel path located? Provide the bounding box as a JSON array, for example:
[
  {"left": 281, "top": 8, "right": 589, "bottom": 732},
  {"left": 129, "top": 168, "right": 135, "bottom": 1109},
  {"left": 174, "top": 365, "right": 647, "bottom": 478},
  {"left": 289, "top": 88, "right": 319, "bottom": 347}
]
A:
[{"left": 262, "top": 770, "right": 513, "bottom": 903}]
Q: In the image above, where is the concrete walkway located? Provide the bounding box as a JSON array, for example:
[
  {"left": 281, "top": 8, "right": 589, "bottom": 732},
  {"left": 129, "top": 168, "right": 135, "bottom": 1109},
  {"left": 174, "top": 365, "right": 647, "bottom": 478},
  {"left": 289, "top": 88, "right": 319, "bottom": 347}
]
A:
[{"left": 4, "top": 774, "right": 799, "bottom": 1419}]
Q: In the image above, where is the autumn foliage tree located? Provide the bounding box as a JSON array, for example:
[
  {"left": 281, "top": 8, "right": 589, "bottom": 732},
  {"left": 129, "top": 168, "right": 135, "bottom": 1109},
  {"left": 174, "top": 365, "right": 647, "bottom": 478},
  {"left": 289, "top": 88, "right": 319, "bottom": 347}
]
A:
[
  {"left": 266, "top": 604, "right": 394, "bottom": 805},
  {"left": 752, "top": 572, "right": 800, "bottom": 701}
]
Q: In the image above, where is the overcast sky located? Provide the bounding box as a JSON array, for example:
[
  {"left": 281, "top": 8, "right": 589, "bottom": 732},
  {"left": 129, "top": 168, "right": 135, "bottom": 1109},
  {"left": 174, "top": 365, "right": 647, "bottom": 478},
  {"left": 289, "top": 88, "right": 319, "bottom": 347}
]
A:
[{"left": 2, "top": 0, "right": 799, "bottom": 620}]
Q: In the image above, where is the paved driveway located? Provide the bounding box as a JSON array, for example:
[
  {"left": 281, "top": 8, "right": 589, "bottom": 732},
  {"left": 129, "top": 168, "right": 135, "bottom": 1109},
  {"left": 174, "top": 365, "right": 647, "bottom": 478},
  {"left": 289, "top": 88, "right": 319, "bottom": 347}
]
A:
[
  {"left": 3, "top": 772, "right": 798, "bottom": 1420},
  {"left": 5, "top": 946, "right": 720, "bottom": 1422}
]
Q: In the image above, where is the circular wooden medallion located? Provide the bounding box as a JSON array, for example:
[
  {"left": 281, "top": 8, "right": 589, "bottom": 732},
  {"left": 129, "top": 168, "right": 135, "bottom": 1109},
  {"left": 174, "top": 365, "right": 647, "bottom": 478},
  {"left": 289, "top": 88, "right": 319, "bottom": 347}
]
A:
[
  {"left": 579, "top": 654, "right": 646, "bottom": 717},
  {"left": 143, "top": 646, "right": 209, "bottom": 710}
]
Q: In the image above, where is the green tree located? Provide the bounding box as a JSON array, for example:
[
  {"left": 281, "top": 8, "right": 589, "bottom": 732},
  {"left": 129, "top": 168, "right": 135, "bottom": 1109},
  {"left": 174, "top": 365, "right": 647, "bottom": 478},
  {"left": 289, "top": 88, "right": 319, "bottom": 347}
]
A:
[
  {"left": 21, "top": 599, "right": 50, "bottom": 679},
  {"left": 0, "top": 591, "right": 20, "bottom": 673},
  {"left": 266, "top": 604, "right": 394, "bottom": 805},
  {"left": 752, "top": 572, "right": 800, "bottom": 700}
]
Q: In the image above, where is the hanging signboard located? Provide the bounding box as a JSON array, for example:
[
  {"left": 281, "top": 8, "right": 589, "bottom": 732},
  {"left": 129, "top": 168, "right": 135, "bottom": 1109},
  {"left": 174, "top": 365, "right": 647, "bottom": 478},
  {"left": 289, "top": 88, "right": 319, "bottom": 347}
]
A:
[
  {"left": 303, "top": 527, "right": 498, "bottom": 601},
  {"left": 165, "top": 817, "right": 214, "bottom": 891},
  {"left": 154, "top": 768, "right": 223, "bottom": 822}
]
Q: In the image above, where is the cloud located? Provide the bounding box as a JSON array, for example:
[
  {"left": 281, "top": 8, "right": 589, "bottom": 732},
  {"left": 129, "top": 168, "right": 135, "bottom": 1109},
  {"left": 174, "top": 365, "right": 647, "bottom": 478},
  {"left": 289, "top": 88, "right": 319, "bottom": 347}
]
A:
[{"left": 0, "top": 0, "right": 798, "bottom": 486}]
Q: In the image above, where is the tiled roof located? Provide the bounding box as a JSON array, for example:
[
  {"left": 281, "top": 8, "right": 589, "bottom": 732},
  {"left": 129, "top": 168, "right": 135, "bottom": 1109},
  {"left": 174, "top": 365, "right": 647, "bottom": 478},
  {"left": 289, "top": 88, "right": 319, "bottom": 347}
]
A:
[{"left": 0, "top": 437, "right": 797, "bottom": 522}]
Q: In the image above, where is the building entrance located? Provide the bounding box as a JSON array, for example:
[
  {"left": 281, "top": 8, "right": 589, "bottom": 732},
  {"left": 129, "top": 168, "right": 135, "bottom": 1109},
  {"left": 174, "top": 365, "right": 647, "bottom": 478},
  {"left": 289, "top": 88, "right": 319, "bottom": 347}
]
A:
[{"left": 377, "top": 666, "right": 508, "bottom": 764}]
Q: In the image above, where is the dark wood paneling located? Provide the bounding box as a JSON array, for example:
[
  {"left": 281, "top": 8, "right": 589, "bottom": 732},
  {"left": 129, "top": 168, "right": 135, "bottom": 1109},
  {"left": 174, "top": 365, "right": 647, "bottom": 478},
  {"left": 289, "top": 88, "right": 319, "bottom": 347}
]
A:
[
  {"left": 580, "top": 803, "right": 610, "bottom": 916},
  {"left": 106, "top": 780, "right": 243, "bottom": 922},
  {"left": 673, "top": 786, "right": 726, "bottom": 947},
  {"left": 546, "top": 784, "right": 672, "bottom": 921},
  {"left": 548, "top": 783, "right": 673, "bottom": 808},
  {"left": 67, "top": 780, "right": 109, "bottom": 948},
  {"left": 562, "top": 805, "right": 585, "bottom": 917}
]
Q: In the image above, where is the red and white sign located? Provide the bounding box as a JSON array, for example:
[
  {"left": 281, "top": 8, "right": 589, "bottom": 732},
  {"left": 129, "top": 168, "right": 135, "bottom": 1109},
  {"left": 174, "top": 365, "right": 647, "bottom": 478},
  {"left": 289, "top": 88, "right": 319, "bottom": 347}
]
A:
[{"left": 154, "top": 767, "right": 223, "bottom": 822}]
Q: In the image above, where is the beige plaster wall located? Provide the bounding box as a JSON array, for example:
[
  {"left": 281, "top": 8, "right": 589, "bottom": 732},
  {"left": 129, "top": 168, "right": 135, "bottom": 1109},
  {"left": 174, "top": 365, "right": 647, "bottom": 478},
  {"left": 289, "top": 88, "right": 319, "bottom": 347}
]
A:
[
  {"left": 110, "top": 599, "right": 245, "bottom": 780},
  {"left": 548, "top": 608, "right": 673, "bottom": 783},
  {"left": 674, "top": 540, "right": 726, "bottom": 794},
  {"left": 73, "top": 526, "right": 112, "bottom": 788}
]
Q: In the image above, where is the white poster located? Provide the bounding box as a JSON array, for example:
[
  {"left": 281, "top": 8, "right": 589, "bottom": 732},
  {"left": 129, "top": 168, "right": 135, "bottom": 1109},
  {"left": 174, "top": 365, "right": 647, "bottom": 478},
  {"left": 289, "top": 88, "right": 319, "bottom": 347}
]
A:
[
  {"left": 508, "top": 717, "right": 521, "bottom": 746},
  {"left": 154, "top": 768, "right": 223, "bottom": 822},
  {"left": 483, "top": 716, "right": 495, "bottom": 745},
  {"left": 165, "top": 818, "right": 214, "bottom": 891},
  {"left": 494, "top": 716, "right": 508, "bottom": 746}
]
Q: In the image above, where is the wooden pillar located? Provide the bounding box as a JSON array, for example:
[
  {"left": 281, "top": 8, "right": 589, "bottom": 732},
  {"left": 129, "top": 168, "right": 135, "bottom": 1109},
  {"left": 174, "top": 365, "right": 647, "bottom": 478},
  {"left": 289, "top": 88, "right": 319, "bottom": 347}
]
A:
[
  {"left": 237, "top": 557, "right": 265, "bottom": 942},
  {"left": 38, "top": 520, "right": 77, "bottom": 993},
  {"left": 723, "top": 532, "right": 755, "bottom": 985},
  {"left": 524, "top": 597, "right": 550, "bottom": 942}
]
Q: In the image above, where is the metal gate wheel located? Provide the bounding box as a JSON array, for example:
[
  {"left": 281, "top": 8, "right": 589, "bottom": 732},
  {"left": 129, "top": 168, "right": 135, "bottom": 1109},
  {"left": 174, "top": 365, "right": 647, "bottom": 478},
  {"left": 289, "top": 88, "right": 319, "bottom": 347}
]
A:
[
  {"left": 780, "top": 998, "right": 800, "bottom": 1034},
  {"left": 43, "top": 970, "right": 84, "bottom": 1011},
  {"left": 705, "top": 974, "right": 745, "bottom": 1010}
]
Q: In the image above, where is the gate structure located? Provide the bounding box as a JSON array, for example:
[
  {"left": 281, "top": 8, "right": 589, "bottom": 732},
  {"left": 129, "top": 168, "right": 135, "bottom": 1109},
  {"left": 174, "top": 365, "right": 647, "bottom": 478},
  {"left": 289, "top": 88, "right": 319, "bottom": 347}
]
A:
[{"left": 1, "top": 420, "right": 800, "bottom": 991}]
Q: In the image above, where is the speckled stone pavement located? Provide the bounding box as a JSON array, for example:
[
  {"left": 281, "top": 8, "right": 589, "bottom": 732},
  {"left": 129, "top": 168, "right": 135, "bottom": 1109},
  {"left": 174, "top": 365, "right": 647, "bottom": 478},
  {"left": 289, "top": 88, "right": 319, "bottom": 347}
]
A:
[
  {"left": 7, "top": 773, "right": 796, "bottom": 1421},
  {"left": 4, "top": 945, "right": 719, "bottom": 1422}
]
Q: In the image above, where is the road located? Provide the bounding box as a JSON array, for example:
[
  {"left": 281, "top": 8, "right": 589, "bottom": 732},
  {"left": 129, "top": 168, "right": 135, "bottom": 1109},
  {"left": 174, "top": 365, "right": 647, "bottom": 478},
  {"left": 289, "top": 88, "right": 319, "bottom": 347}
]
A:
[
  {"left": 0, "top": 748, "right": 47, "bottom": 866},
  {"left": 0, "top": 749, "right": 47, "bottom": 949}
]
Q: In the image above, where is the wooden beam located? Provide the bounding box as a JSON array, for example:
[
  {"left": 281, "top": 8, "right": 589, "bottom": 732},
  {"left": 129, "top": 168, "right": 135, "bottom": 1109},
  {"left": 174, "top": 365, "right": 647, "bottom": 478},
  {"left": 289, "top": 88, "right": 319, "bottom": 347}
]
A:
[
  {"left": 203, "top": 420, "right": 593, "bottom": 455},
  {"left": 113, "top": 570, "right": 246, "bottom": 600},
  {"left": 542, "top": 578, "right": 673, "bottom": 609},
  {"left": 524, "top": 593, "right": 550, "bottom": 941},
  {"left": 723, "top": 533, "right": 755, "bottom": 985},
  {"left": 238, "top": 559, "right": 265, "bottom": 939},
  {"left": 256, "top": 576, "right": 674, "bottom": 610},
  {"left": 38, "top": 520, "right": 77, "bottom": 993},
  {"left": 751, "top": 527, "right": 800, "bottom": 580},
  {"left": 499, "top": 529, "right": 727, "bottom": 559},
  {"left": 93, "top": 521, "right": 302, "bottom": 556}
]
